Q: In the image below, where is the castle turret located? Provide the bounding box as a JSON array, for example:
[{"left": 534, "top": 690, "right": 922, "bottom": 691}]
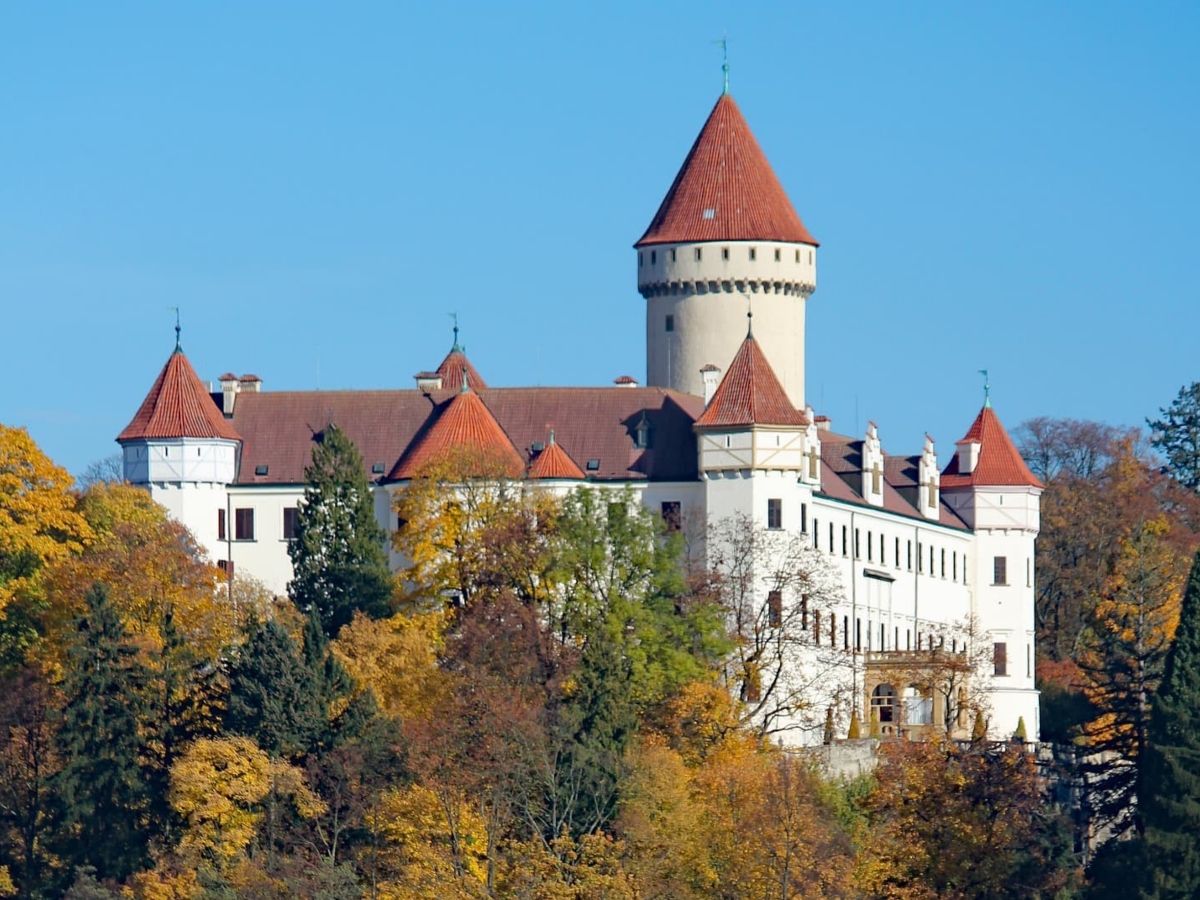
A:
[
  {"left": 637, "top": 93, "right": 818, "bottom": 407},
  {"left": 117, "top": 339, "right": 241, "bottom": 560},
  {"left": 941, "top": 402, "right": 1043, "bottom": 741}
]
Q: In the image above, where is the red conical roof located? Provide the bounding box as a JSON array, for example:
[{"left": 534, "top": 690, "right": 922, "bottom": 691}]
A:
[
  {"left": 941, "top": 406, "right": 1042, "bottom": 488},
  {"left": 118, "top": 350, "right": 240, "bottom": 442},
  {"left": 695, "top": 332, "right": 807, "bottom": 429},
  {"left": 436, "top": 348, "right": 488, "bottom": 392},
  {"left": 391, "top": 388, "right": 522, "bottom": 479},
  {"left": 636, "top": 94, "right": 817, "bottom": 248},
  {"left": 527, "top": 433, "right": 585, "bottom": 480}
]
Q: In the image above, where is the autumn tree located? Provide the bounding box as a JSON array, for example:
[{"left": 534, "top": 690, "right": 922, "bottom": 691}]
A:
[
  {"left": 0, "top": 425, "right": 92, "bottom": 668},
  {"left": 860, "top": 741, "right": 1079, "bottom": 900},
  {"left": 289, "top": 424, "right": 393, "bottom": 637},
  {"left": 52, "top": 583, "right": 153, "bottom": 884},
  {"left": 0, "top": 668, "right": 61, "bottom": 899},
  {"left": 1077, "top": 515, "right": 1188, "bottom": 839},
  {"left": 1149, "top": 382, "right": 1200, "bottom": 491},
  {"left": 1140, "top": 550, "right": 1200, "bottom": 899}
]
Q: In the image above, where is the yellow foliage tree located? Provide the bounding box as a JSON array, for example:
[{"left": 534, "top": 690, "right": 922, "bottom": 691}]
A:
[
  {"left": 0, "top": 424, "right": 91, "bottom": 619},
  {"left": 392, "top": 449, "right": 559, "bottom": 611},
  {"left": 170, "top": 736, "right": 324, "bottom": 871},
  {"left": 331, "top": 610, "right": 449, "bottom": 722},
  {"left": 374, "top": 782, "right": 488, "bottom": 900},
  {"left": 41, "top": 483, "right": 234, "bottom": 675}
]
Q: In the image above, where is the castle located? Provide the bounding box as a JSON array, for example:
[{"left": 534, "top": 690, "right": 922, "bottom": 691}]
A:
[{"left": 117, "top": 90, "right": 1043, "bottom": 744}]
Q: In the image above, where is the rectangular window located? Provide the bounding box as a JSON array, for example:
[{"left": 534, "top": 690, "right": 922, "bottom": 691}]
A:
[
  {"left": 842, "top": 526, "right": 848, "bottom": 557},
  {"left": 665, "top": 314, "right": 675, "bottom": 332},
  {"left": 768, "top": 590, "right": 782, "bottom": 628},
  {"left": 282, "top": 507, "right": 299, "bottom": 540},
  {"left": 930, "top": 546, "right": 935, "bottom": 575},
  {"left": 843, "top": 615, "right": 849, "bottom": 650},
  {"left": 661, "top": 501, "right": 681, "bottom": 532},
  {"left": 829, "top": 522, "right": 835, "bottom": 553},
  {"left": 963, "top": 554, "right": 968, "bottom": 584},
  {"left": 767, "top": 498, "right": 782, "bottom": 530},
  {"left": 1027, "top": 643, "right": 1032, "bottom": 678},
  {"left": 234, "top": 508, "right": 255, "bottom": 541},
  {"left": 749, "top": 247, "right": 756, "bottom": 261},
  {"left": 895, "top": 537, "right": 901, "bottom": 569},
  {"left": 917, "top": 542, "right": 923, "bottom": 573},
  {"left": 855, "top": 618, "right": 862, "bottom": 651},
  {"left": 694, "top": 248, "right": 702, "bottom": 261},
  {"left": 721, "top": 247, "right": 730, "bottom": 260},
  {"left": 994, "top": 642, "right": 1008, "bottom": 677},
  {"left": 800, "top": 594, "right": 808, "bottom": 630},
  {"left": 867, "top": 530, "right": 873, "bottom": 562},
  {"left": 907, "top": 540, "right": 913, "bottom": 571},
  {"left": 953, "top": 552, "right": 958, "bottom": 581},
  {"left": 941, "top": 549, "right": 946, "bottom": 578},
  {"left": 813, "top": 610, "right": 821, "bottom": 642},
  {"left": 217, "top": 508, "right": 226, "bottom": 541},
  {"left": 650, "top": 250, "right": 657, "bottom": 265},
  {"left": 854, "top": 529, "right": 861, "bottom": 559},
  {"left": 813, "top": 518, "right": 819, "bottom": 549},
  {"left": 217, "top": 559, "right": 233, "bottom": 576},
  {"left": 800, "top": 502, "right": 808, "bottom": 534},
  {"left": 880, "top": 533, "right": 886, "bottom": 565},
  {"left": 994, "top": 556, "right": 1008, "bottom": 585},
  {"left": 774, "top": 247, "right": 781, "bottom": 262}
]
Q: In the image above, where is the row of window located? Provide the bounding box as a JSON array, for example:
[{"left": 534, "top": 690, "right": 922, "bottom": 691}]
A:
[
  {"left": 639, "top": 246, "right": 815, "bottom": 266},
  {"left": 217, "top": 507, "right": 298, "bottom": 542}
]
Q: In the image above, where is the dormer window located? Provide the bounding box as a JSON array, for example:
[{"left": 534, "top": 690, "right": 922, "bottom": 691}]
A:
[{"left": 634, "top": 414, "right": 653, "bottom": 450}]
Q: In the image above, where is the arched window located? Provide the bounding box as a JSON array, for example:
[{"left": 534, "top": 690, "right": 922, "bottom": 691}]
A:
[
  {"left": 871, "top": 684, "right": 897, "bottom": 723},
  {"left": 904, "top": 686, "right": 933, "bottom": 725}
]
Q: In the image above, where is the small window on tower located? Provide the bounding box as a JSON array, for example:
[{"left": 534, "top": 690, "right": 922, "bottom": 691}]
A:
[
  {"left": 795, "top": 249, "right": 801, "bottom": 262},
  {"left": 650, "top": 250, "right": 657, "bottom": 265},
  {"left": 695, "top": 248, "right": 702, "bottom": 261},
  {"left": 670, "top": 248, "right": 677, "bottom": 262},
  {"left": 749, "top": 247, "right": 756, "bottom": 261},
  {"left": 217, "top": 509, "right": 226, "bottom": 541},
  {"left": 994, "top": 556, "right": 1008, "bottom": 585},
  {"left": 665, "top": 315, "right": 675, "bottom": 332},
  {"left": 721, "top": 247, "right": 729, "bottom": 261},
  {"left": 767, "top": 498, "right": 782, "bottom": 530},
  {"left": 809, "top": 250, "right": 813, "bottom": 263},
  {"left": 774, "top": 247, "right": 781, "bottom": 262}
]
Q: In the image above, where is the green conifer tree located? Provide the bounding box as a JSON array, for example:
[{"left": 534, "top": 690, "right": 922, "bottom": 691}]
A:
[
  {"left": 288, "top": 424, "right": 393, "bottom": 638},
  {"left": 226, "top": 616, "right": 324, "bottom": 761},
  {"left": 52, "top": 583, "right": 152, "bottom": 883},
  {"left": 1141, "top": 550, "right": 1200, "bottom": 899}
]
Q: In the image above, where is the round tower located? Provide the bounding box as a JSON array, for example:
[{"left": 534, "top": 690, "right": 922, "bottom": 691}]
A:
[{"left": 636, "top": 93, "right": 818, "bottom": 408}]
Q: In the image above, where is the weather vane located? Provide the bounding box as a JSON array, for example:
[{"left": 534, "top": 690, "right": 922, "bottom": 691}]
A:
[
  {"left": 713, "top": 30, "right": 729, "bottom": 95},
  {"left": 449, "top": 311, "right": 461, "bottom": 351},
  {"left": 978, "top": 369, "right": 990, "bottom": 407},
  {"left": 171, "top": 306, "right": 181, "bottom": 351}
]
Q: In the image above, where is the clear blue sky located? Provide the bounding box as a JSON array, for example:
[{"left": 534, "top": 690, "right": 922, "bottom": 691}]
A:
[{"left": 2, "top": 2, "right": 1198, "bottom": 477}]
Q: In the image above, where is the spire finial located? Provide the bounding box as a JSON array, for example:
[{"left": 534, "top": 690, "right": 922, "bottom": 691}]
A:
[
  {"left": 450, "top": 312, "right": 462, "bottom": 352},
  {"left": 460, "top": 364, "right": 470, "bottom": 394},
  {"left": 171, "top": 306, "right": 182, "bottom": 352},
  {"left": 714, "top": 31, "right": 729, "bottom": 95},
  {"left": 746, "top": 295, "right": 754, "bottom": 338},
  {"left": 978, "top": 369, "right": 991, "bottom": 408}
]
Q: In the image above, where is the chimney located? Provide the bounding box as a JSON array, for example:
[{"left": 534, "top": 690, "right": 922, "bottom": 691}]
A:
[
  {"left": 614, "top": 375, "right": 638, "bottom": 388},
  {"left": 239, "top": 374, "right": 262, "bottom": 393},
  {"left": 414, "top": 371, "right": 443, "bottom": 392},
  {"left": 700, "top": 364, "right": 721, "bottom": 405},
  {"left": 219, "top": 373, "right": 240, "bottom": 415},
  {"left": 815, "top": 415, "right": 832, "bottom": 432},
  {"left": 956, "top": 439, "right": 980, "bottom": 475}
]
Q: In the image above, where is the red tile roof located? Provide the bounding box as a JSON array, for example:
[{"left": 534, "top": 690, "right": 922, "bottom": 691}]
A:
[
  {"left": 435, "top": 349, "right": 488, "bottom": 392},
  {"left": 392, "top": 388, "right": 523, "bottom": 479},
  {"left": 695, "top": 333, "right": 806, "bottom": 428},
  {"left": 118, "top": 351, "right": 241, "bottom": 442},
  {"left": 527, "top": 434, "right": 586, "bottom": 480},
  {"left": 636, "top": 94, "right": 817, "bottom": 248},
  {"left": 941, "top": 406, "right": 1043, "bottom": 489},
  {"left": 228, "top": 387, "right": 703, "bottom": 486}
]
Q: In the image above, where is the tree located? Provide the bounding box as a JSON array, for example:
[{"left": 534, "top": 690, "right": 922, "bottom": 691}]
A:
[
  {"left": 288, "top": 424, "right": 393, "bottom": 637},
  {"left": 0, "top": 425, "right": 92, "bottom": 665},
  {"left": 52, "top": 583, "right": 153, "bottom": 884},
  {"left": 704, "top": 514, "right": 850, "bottom": 740},
  {"left": 76, "top": 455, "right": 124, "bottom": 490},
  {"left": 1077, "top": 516, "right": 1188, "bottom": 839},
  {"left": 1149, "top": 382, "right": 1200, "bottom": 491},
  {"left": 860, "top": 741, "right": 1079, "bottom": 900},
  {"left": 1140, "top": 550, "right": 1200, "bottom": 899}
]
